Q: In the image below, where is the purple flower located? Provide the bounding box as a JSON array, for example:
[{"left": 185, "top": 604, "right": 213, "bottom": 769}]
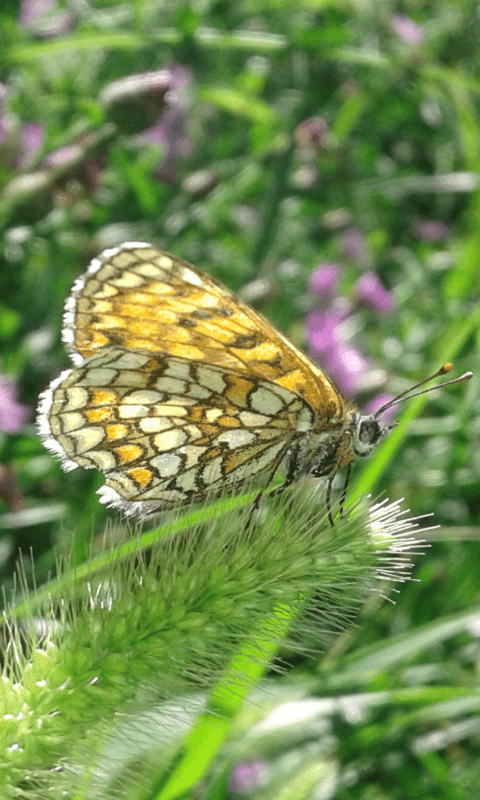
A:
[
  {"left": 324, "top": 344, "right": 370, "bottom": 396},
  {"left": 306, "top": 303, "right": 369, "bottom": 395},
  {"left": 339, "top": 227, "right": 367, "bottom": 262},
  {"left": 308, "top": 263, "right": 340, "bottom": 301},
  {"left": 21, "top": 123, "right": 44, "bottom": 155},
  {"left": 17, "top": 123, "right": 44, "bottom": 168},
  {"left": 356, "top": 271, "right": 396, "bottom": 313},
  {"left": 305, "top": 252, "right": 397, "bottom": 397},
  {"left": 0, "top": 92, "right": 44, "bottom": 169},
  {"left": 305, "top": 305, "right": 349, "bottom": 355},
  {"left": 412, "top": 220, "right": 450, "bottom": 242},
  {"left": 391, "top": 14, "right": 425, "bottom": 45},
  {"left": 0, "top": 375, "right": 30, "bottom": 433},
  {"left": 229, "top": 761, "right": 266, "bottom": 794}
]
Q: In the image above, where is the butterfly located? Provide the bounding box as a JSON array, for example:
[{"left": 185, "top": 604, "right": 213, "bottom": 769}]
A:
[{"left": 36, "top": 242, "right": 472, "bottom": 522}]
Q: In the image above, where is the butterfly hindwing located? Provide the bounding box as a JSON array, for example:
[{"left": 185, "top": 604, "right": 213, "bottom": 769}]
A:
[{"left": 38, "top": 345, "right": 315, "bottom": 514}]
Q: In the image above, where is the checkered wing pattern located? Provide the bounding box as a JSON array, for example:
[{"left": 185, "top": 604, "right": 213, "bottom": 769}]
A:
[
  {"left": 37, "top": 243, "right": 348, "bottom": 515},
  {"left": 62, "top": 243, "right": 343, "bottom": 412}
]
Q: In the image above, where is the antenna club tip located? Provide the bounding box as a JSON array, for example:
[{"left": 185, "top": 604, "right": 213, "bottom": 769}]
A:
[
  {"left": 462, "top": 371, "right": 474, "bottom": 382},
  {"left": 440, "top": 363, "right": 453, "bottom": 374}
]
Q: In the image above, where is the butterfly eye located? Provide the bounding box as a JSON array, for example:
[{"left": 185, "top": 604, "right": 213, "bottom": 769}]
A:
[
  {"left": 353, "top": 416, "right": 383, "bottom": 457},
  {"left": 358, "top": 417, "right": 381, "bottom": 444}
]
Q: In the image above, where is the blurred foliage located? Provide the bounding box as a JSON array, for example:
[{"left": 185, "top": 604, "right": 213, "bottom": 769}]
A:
[{"left": 0, "top": 0, "right": 479, "bottom": 798}]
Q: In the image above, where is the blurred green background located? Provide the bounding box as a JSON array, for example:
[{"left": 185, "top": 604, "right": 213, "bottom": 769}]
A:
[{"left": 0, "top": 1, "right": 479, "bottom": 797}]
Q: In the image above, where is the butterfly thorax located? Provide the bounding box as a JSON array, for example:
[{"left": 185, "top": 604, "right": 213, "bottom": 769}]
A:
[{"left": 287, "top": 402, "right": 388, "bottom": 484}]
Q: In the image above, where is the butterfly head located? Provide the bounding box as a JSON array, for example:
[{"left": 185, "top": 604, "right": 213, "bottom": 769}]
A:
[
  {"left": 352, "top": 363, "right": 472, "bottom": 459},
  {"left": 352, "top": 413, "right": 395, "bottom": 458}
]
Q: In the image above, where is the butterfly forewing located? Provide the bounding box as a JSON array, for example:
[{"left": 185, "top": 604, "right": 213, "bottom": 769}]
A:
[{"left": 63, "top": 243, "right": 345, "bottom": 415}]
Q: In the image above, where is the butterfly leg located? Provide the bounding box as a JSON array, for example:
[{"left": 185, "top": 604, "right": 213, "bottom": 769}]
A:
[
  {"left": 269, "top": 441, "right": 340, "bottom": 527},
  {"left": 339, "top": 461, "right": 353, "bottom": 517},
  {"left": 326, "top": 475, "right": 335, "bottom": 527},
  {"left": 266, "top": 440, "right": 303, "bottom": 498},
  {"left": 245, "top": 441, "right": 297, "bottom": 528},
  {"left": 327, "top": 433, "right": 354, "bottom": 526}
]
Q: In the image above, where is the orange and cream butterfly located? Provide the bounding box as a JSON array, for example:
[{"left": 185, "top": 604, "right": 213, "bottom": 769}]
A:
[{"left": 36, "top": 242, "right": 472, "bottom": 520}]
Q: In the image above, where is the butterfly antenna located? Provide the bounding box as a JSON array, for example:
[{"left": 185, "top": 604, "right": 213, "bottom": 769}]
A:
[{"left": 374, "top": 363, "right": 473, "bottom": 417}]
